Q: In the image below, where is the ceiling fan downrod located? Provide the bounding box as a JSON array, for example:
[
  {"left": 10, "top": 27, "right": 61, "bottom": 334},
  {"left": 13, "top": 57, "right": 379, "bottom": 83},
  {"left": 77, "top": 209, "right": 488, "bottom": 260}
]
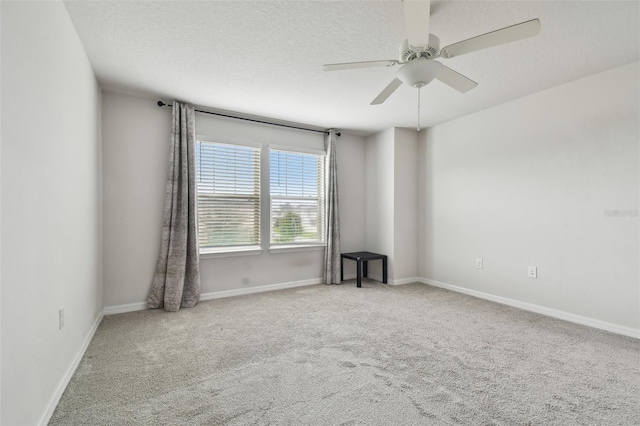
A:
[{"left": 417, "top": 86, "right": 421, "bottom": 132}]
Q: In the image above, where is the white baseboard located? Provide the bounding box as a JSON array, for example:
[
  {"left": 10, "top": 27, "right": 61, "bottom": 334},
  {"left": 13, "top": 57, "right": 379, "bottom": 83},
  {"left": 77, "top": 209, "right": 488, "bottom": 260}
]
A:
[
  {"left": 200, "top": 278, "right": 323, "bottom": 300},
  {"left": 38, "top": 311, "right": 104, "bottom": 426},
  {"left": 390, "top": 277, "right": 421, "bottom": 286},
  {"left": 341, "top": 273, "right": 420, "bottom": 286},
  {"left": 344, "top": 274, "right": 422, "bottom": 285},
  {"left": 103, "top": 301, "right": 147, "bottom": 315},
  {"left": 419, "top": 278, "right": 640, "bottom": 339},
  {"left": 103, "top": 278, "right": 324, "bottom": 315}
]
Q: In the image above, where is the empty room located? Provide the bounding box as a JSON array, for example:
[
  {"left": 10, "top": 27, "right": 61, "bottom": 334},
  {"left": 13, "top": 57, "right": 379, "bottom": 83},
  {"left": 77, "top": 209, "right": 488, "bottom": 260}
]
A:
[{"left": 1, "top": 0, "right": 639, "bottom": 425}]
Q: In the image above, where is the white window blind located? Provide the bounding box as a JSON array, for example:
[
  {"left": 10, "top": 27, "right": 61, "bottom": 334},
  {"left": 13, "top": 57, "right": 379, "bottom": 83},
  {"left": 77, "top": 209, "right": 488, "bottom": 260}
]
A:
[
  {"left": 196, "top": 141, "right": 261, "bottom": 251},
  {"left": 270, "top": 149, "right": 325, "bottom": 245}
]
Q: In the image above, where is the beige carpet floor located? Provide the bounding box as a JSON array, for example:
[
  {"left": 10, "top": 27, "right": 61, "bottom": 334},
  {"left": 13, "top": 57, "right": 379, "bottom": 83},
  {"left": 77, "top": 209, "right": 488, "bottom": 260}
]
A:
[{"left": 50, "top": 281, "right": 640, "bottom": 425}]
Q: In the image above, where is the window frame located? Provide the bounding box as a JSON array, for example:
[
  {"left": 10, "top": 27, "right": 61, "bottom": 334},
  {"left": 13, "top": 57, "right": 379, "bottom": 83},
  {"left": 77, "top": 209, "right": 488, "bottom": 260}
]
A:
[
  {"left": 268, "top": 145, "right": 327, "bottom": 249},
  {"left": 195, "top": 137, "right": 263, "bottom": 255},
  {"left": 194, "top": 138, "right": 328, "bottom": 256}
]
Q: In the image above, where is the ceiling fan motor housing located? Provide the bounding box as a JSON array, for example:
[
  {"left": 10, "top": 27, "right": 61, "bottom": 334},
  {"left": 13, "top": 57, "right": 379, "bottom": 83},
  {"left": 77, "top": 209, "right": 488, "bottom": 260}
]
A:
[{"left": 400, "top": 34, "right": 440, "bottom": 61}]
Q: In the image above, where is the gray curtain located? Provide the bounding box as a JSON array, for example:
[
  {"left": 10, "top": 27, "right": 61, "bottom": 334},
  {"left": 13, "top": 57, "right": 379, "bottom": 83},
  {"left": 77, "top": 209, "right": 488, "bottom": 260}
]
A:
[
  {"left": 324, "top": 129, "right": 341, "bottom": 284},
  {"left": 148, "top": 101, "right": 201, "bottom": 311}
]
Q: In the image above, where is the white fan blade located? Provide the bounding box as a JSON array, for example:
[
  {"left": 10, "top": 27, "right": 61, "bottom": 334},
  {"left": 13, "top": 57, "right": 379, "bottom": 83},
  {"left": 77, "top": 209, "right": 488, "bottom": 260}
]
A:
[
  {"left": 323, "top": 60, "right": 398, "bottom": 72},
  {"left": 436, "top": 65, "right": 478, "bottom": 93},
  {"left": 370, "top": 78, "right": 403, "bottom": 105},
  {"left": 440, "top": 19, "right": 540, "bottom": 59},
  {"left": 403, "top": 0, "right": 431, "bottom": 48}
]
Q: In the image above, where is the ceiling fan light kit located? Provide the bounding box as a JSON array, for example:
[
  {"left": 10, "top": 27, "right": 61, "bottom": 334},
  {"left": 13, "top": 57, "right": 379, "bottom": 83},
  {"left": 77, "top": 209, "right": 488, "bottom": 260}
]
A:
[
  {"left": 397, "top": 58, "right": 442, "bottom": 88},
  {"left": 322, "top": 0, "right": 541, "bottom": 130}
]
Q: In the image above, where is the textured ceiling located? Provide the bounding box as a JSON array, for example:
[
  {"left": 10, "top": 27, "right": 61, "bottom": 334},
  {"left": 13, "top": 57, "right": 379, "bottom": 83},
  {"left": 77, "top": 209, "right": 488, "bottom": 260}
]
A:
[{"left": 64, "top": 1, "right": 640, "bottom": 136}]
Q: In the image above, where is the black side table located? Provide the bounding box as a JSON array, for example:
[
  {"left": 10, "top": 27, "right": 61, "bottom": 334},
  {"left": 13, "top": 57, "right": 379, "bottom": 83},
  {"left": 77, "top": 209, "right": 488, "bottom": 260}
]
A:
[{"left": 340, "top": 251, "right": 388, "bottom": 288}]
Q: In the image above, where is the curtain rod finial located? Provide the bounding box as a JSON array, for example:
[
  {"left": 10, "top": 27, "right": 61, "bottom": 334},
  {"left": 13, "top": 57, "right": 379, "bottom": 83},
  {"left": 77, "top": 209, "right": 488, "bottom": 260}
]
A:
[{"left": 157, "top": 100, "right": 166, "bottom": 107}]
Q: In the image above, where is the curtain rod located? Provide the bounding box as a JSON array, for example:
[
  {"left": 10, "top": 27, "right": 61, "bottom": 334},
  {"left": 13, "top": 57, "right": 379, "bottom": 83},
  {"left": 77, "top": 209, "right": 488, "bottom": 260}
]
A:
[{"left": 157, "top": 101, "right": 340, "bottom": 137}]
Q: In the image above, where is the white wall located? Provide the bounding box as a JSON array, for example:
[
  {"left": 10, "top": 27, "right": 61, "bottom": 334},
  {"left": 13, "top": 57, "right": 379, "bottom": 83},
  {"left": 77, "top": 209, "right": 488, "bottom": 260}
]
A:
[
  {"left": 336, "top": 133, "right": 367, "bottom": 279},
  {"left": 1, "top": 2, "right": 103, "bottom": 424},
  {"left": 363, "top": 127, "right": 419, "bottom": 283},
  {"left": 102, "top": 93, "right": 171, "bottom": 307},
  {"left": 393, "top": 128, "right": 419, "bottom": 282},
  {"left": 101, "top": 91, "right": 366, "bottom": 307},
  {"left": 365, "top": 128, "right": 395, "bottom": 281},
  {"left": 418, "top": 61, "right": 640, "bottom": 332}
]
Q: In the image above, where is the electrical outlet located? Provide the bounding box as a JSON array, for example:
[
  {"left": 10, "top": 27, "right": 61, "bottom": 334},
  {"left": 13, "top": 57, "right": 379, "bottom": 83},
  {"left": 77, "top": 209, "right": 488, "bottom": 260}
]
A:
[
  {"left": 59, "top": 307, "right": 65, "bottom": 329},
  {"left": 475, "top": 258, "right": 483, "bottom": 269},
  {"left": 528, "top": 266, "right": 537, "bottom": 279}
]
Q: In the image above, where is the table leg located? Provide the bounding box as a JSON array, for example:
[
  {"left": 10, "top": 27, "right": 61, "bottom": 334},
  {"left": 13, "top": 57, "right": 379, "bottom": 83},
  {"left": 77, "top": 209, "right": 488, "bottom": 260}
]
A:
[
  {"left": 357, "top": 261, "right": 362, "bottom": 288},
  {"left": 363, "top": 261, "right": 368, "bottom": 278},
  {"left": 382, "top": 257, "right": 388, "bottom": 284},
  {"left": 340, "top": 256, "right": 344, "bottom": 282}
]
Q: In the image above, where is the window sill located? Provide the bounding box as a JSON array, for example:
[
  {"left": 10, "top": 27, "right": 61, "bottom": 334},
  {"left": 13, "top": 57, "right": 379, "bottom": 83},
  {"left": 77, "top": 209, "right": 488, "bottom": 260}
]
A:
[
  {"left": 269, "top": 244, "right": 326, "bottom": 254},
  {"left": 199, "top": 247, "right": 263, "bottom": 259}
]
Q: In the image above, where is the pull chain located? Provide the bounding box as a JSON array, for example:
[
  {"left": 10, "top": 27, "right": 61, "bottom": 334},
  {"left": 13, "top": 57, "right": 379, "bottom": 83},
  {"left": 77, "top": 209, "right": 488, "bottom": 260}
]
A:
[{"left": 417, "top": 87, "right": 421, "bottom": 131}]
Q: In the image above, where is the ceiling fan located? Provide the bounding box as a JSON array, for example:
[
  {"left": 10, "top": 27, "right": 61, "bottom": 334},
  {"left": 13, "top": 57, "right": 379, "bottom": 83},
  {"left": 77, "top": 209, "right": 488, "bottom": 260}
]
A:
[{"left": 323, "top": 0, "right": 541, "bottom": 115}]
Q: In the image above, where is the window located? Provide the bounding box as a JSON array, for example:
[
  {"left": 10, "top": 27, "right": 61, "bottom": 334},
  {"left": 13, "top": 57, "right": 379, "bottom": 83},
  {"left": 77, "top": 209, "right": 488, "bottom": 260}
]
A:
[
  {"left": 196, "top": 141, "right": 261, "bottom": 252},
  {"left": 270, "top": 149, "right": 325, "bottom": 245},
  {"left": 195, "top": 140, "right": 326, "bottom": 255}
]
